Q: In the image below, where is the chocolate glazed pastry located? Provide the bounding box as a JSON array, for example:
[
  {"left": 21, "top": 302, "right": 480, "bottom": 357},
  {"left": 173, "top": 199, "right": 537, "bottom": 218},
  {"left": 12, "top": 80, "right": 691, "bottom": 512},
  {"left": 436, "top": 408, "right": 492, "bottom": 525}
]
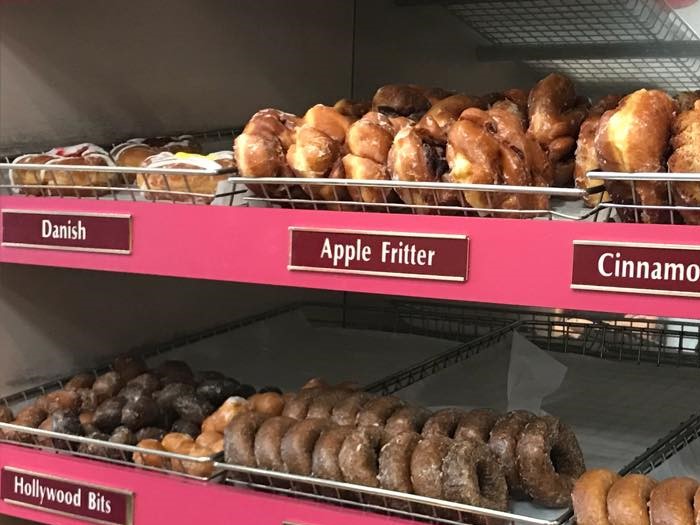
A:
[
  {"left": 280, "top": 418, "right": 331, "bottom": 476},
  {"left": 607, "top": 473, "right": 655, "bottom": 525},
  {"left": 385, "top": 406, "right": 432, "bottom": 437},
  {"left": 312, "top": 426, "right": 353, "bottom": 481},
  {"left": 356, "top": 396, "right": 405, "bottom": 428},
  {"left": 442, "top": 438, "right": 508, "bottom": 511},
  {"left": 223, "top": 412, "right": 270, "bottom": 467},
  {"left": 378, "top": 431, "right": 421, "bottom": 494},
  {"left": 410, "top": 435, "right": 453, "bottom": 499},
  {"left": 331, "top": 392, "right": 376, "bottom": 426},
  {"left": 454, "top": 408, "right": 499, "bottom": 443},
  {"left": 516, "top": 416, "right": 585, "bottom": 507},
  {"left": 254, "top": 416, "right": 297, "bottom": 472},
  {"left": 422, "top": 408, "right": 466, "bottom": 438},
  {"left": 488, "top": 410, "right": 535, "bottom": 498},
  {"left": 338, "top": 426, "right": 385, "bottom": 487}
]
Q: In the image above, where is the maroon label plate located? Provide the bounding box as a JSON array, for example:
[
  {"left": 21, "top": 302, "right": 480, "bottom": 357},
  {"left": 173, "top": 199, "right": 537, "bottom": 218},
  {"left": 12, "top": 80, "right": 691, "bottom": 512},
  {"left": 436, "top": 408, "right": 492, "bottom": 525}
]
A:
[
  {"left": 572, "top": 240, "right": 700, "bottom": 297},
  {"left": 1, "top": 210, "right": 131, "bottom": 254},
  {"left": 288, "top": 227, "right": 469, "bottom": 282},
  {"left": 1, "top": 467, "right": 133, "bottom": 525}
]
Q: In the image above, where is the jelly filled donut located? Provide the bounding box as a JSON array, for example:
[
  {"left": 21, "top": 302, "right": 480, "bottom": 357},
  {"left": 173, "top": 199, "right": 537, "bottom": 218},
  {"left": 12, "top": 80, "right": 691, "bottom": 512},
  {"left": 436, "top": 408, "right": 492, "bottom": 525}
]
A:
[
  {"left": 378, "top": 431, "right": 421, "bottom": 493},
  {"left": 488, "top": 410, "right": 535, "bottom": 497},
  {"left": 224, "top": 412, "right": 269, "bottom": 467},
  {"left": 254, "top": 416, "right": 296, "bottom": 471},
  {"left": 422, "top": 408, "right": 466, "bottom": 438},
  {"left": 280, "top": 418, "right": 331, "bottom": 476},
  {"left": 338, "top": 426, "right": 384, "bottom": 487},
  {"left": 649, "top": 477, "right": 697, "bottom": 525},
  {"left": 356, "top": 396, "right": 405, "bottom": 428},
  {"left": 607, "top": 473, "right": 655, "bottom": 525},
  {"left": 572, "top": 469, "right": 620, "bottom": 525},
  {"left": 442, "top": 438, "right": 508, "bottom": 510},
  {"left": 410, "top": 435, "right": 453, "bottom": 499},
  {"left": 331, "top": 392, "right": 375, "bottom": 426},
  {"left": 516, "top": 416, "right": 585, "bottom": 507},
  {"left": 312, "top": 425, "right": 353, "bottom": 481},
  {"left": 385, "top": 406, "right": 432, "bottom": 437},
  {"left": 454, "top": 408, "right": 499, "bottom": 442}
]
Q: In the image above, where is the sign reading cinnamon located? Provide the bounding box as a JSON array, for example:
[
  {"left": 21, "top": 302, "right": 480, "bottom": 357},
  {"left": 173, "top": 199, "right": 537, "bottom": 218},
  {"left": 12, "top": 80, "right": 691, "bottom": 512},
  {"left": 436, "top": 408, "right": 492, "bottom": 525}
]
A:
[
  {"left": 288, "top": 228, "right": 469, "bottom": 281},
  {"left": 1, "top": 210, "right": 131, "bottom": 254},
  {"left": 1, "top": 467, "right": 132, "bottom": 525},
  {"left": 572, "top": 240, "right": 700, "bottom": 297}
]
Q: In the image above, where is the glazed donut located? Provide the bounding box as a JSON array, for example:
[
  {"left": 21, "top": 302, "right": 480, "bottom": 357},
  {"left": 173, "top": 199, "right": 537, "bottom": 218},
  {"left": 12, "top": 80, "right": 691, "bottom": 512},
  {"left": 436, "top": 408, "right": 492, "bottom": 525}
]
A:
[
  {"left": 422, "top": 408, "right": 466, "bottom": 438},
  {"left": 134, "top": 439, "right": 170, "bottom": 469},
  {"left": 649, "top": 477, "right": 697, "bottom": 525},
  {"left": 572, "top": 469, "right": 620, "bottom": 525},
  {"left": 356, "top": 396, "right": 405, "bottom": 428},
  {"left": 516, "top": 416, "right": 585, "bottom": 507},
  {"left": 201, "top": 396, "right": 249, "bottom": 434},
  {"left": 303, "top": 104, "right": 353, "bottom": 144},
  {"left": 668, "top": 99, "right": 700, "bottom": 225},
  {"left": 454, "top": 408, "right": 499, "bottom": 443},
  {"left": 306, "top": 389, "right": 353, "bottom": 419},
  {"left": 384, "top": 406, "right": 432, "bottom": 437},
  {"left": 488, "top": 410, "right": 535, "bottom": 497},
  {"left": 416, "top": 94, "right": 481, "bottom": 142},
  {"left": 331, "top": 392, "right": 376, "bottom": 426},
  {"left": 196, "top": 431, "right": 224, "bottom": 454},
  {"left": 334, "top": 98, "right": 371, "bottom": 119},
  {"left": 595, "top": 89, "right": 676, "bottom": 223},
  {"left": 280, "top": 418, "right": 331, "bottom": 476},
  {"left": 223, "top": 412, "right": 269, "bottom": 467},
  {"left": 372, "top": 85, "right": 431, "bottom": 119},
  {"left": 378, "top": 431, "right": 421, "bottom": 493},
  {"left": 442, "top": 438, "right": 508, "bottom": 510},
  {"left": 607, "top": 473, "right": 655, "bottom": 525},
  {"left": 410, "top": 435, "right": 452, "bottom": 499},
  {"left": 338, "top": 426, "right": 384, "bottom": 487},
  {"left": 312, "top": 425, "right": 353, "bottom": 481},
  {"left": 254, "top": 416, "right": 296, "bottom": 471},
  {"left": 242, "top": 108, "right": 301, "bottom": 151}
]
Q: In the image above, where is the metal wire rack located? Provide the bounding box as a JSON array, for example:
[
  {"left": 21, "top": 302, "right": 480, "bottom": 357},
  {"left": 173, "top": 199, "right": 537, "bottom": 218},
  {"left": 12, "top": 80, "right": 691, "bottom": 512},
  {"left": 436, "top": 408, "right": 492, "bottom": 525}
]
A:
[{"left": 418, "top": 0, "right": 700, "bottom": 92}]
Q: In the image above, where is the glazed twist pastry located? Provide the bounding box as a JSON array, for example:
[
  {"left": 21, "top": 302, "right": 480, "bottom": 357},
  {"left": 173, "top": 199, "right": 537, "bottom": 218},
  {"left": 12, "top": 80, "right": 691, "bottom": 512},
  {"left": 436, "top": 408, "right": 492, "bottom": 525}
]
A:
[
  {"left": 668, "top": 99, "right": 700, "bottom": 225},
  {"left": 595, "top": 89, "right": 676, "bottom": 223}
]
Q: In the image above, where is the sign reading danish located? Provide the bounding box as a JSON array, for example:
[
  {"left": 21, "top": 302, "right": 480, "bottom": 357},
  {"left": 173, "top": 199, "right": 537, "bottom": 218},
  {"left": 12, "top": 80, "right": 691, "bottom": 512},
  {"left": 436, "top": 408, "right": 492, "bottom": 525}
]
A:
[
  {"left": 1, "top": 467, "right": 133, "bottom": 525},
  {"left": 1, "top": 210, "right": 131, "bottom": 254},
  {"left": 572, "top": 240, "right": 700, "bottom": 297},
  {"left": 288, "top": 227, "right": 469, "bottom": 281}
]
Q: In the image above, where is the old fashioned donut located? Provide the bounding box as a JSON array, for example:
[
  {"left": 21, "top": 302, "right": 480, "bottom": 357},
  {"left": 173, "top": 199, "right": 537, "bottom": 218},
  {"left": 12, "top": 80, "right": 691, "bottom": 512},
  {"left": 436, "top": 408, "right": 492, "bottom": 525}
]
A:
[
  {"left": 607, "top": 473, "right": 655, "bottom": 525},
  {"left": 422, "top": 408, "right": 466, "bottom": 438},
  {"left": 338, "top": 426, "right": 384, "bottom": 487},
  {"left": 516, "top": 416, "right": 585, "bottom": 507},
  {"left": 306, "top": 389, "right": 354, "bottom": 419},
  {"left": 223, "top": 412, "right": 269, "bottom": 467},
  {"left": 488, "top": 410, "right": 535, "bottom": 497},
  {"left": 253, "top": 416, "right": 296, "bottom": 472},
  {"left": 410, "top": 435, "right": 452, "bottom": 499},
  {"left": 572, "top": 469, "right": 620, "bottom": 525},
  {"left": 385, "top": 406, "right": 432, "bottom": 437},
  {"left": 356, "top": 396, "right": 405, "bottom": 428},
  {"left": 649, "top": 477, "right": 697, "bottom": 525},
  {"left": 442, "top": 438, "right": 508, "bottom": 510},
  {"left": 454, "top": 408, "right": 499, "bottom": 443},
  {"left": 281, "top": 387, "right": 327, "bottom": 420},
  {"left": 312, "top": 425, "right": 353, "bottom": 481},
  {"left": 378, "top": 431, "right": 421, "bottom": 493},
  {"left": 280, "top": 418, "right": 331, "bottom": 476},
  {"left": 331, "top": 392, "right": 375, "bottom": 426}
]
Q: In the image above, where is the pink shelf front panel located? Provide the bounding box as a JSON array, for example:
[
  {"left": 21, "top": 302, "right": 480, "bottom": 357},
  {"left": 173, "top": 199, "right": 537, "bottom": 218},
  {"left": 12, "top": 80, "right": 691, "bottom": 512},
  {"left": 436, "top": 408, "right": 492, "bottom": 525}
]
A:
[{"left": 1, "top": 195, "right": 698, "bottom": 319}]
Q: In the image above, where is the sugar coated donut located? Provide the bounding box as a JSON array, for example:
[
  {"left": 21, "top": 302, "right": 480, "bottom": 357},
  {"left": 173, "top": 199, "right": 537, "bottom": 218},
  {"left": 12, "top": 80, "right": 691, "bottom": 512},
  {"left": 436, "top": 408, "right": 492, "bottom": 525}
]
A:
[
  {"left": 338, "top": 426, "right": 384, "bottom": 487},
  {"left": 454, "top": 408, "right": 499, "bottom": 442},
  {"left": 280, "top": 418, "right": 331, "bottom": 476},
  {"left": 488, "top": 410, "right": 535, "bottom": 498},
  {"left": 410, "top": 435, "right": 453, "bottom": 499},
  {"left": 422, "top": 408, "right": 466, "bottom": 438},
  {"left": 254, "top": 416, "right": 296, "bottom": 471},
  {"left": 378, "top": 431, "right": 421, "bottom": 493}
]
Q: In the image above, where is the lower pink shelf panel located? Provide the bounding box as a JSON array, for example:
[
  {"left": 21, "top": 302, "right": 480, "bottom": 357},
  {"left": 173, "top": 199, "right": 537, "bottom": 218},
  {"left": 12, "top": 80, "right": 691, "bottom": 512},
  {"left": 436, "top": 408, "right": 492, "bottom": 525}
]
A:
[
  {"left": 0, "top": 444, "right": 411, "bottom": 525},
  {"left": 1, "top": 195, "right": 699, "bottom": 318}
]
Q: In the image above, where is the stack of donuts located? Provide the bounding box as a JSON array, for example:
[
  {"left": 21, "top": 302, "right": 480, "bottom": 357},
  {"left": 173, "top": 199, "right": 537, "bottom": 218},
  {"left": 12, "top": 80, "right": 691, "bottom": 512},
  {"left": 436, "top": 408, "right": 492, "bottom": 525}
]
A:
[
  {"left": 222, "top": 378, "right": 586, "bottom": 514},
  {"left": 573, "top": 469, "right": 700, "bottom": 525}
]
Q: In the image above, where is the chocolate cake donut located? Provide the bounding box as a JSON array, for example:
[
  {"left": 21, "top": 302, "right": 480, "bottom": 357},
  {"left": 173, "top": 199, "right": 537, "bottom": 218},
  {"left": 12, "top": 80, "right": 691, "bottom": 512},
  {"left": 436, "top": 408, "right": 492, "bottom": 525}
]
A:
[
  {"left": 253, "top": 416, "right": 296, "bottom": 471},
  {"left": 338, "top": 426, "right": 384, "bottom": 487},
  {"left": 410, "top": 435, "right": 453, "bottom": 499},
  {"left": 422, "top": 408, "right": 466, "bottom": 438},
  {"left": 454, "top": 408, "right": 499, "bottom": 442},
  {"left": 356, "top": 396, "right": 405, "bottom": 428},
  {"left": 312, "top": 425, "right": 353, "bottom": 481},
  {"left": 385, "top": 406, "right": 432, "bottom": 437},
  {"left": 516, "top": 416, "right": 585, "bottom": 507},
  {"left": 331, "top": 392, "right": 375, "bottom": 426},
  {"left": 488, "top": 410, "right": 535, "bottom": 497},
  {"left": 281, "top": 387, "right": 326, "bottom": 420},
  {"left": 280, "top": 418, "right": 331, "bottom": 476},
  {"left": 224, "top": 412, "right": 269, "bottom": 467},
  {"left": 442, "top": 438, "right": 508, "bottom": 510},
  {"left": 306, "top": 389, "right": 353, "bottom": 419},
  {"left": 378, "top": 431, "right": 421, "bottom": 493}
]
